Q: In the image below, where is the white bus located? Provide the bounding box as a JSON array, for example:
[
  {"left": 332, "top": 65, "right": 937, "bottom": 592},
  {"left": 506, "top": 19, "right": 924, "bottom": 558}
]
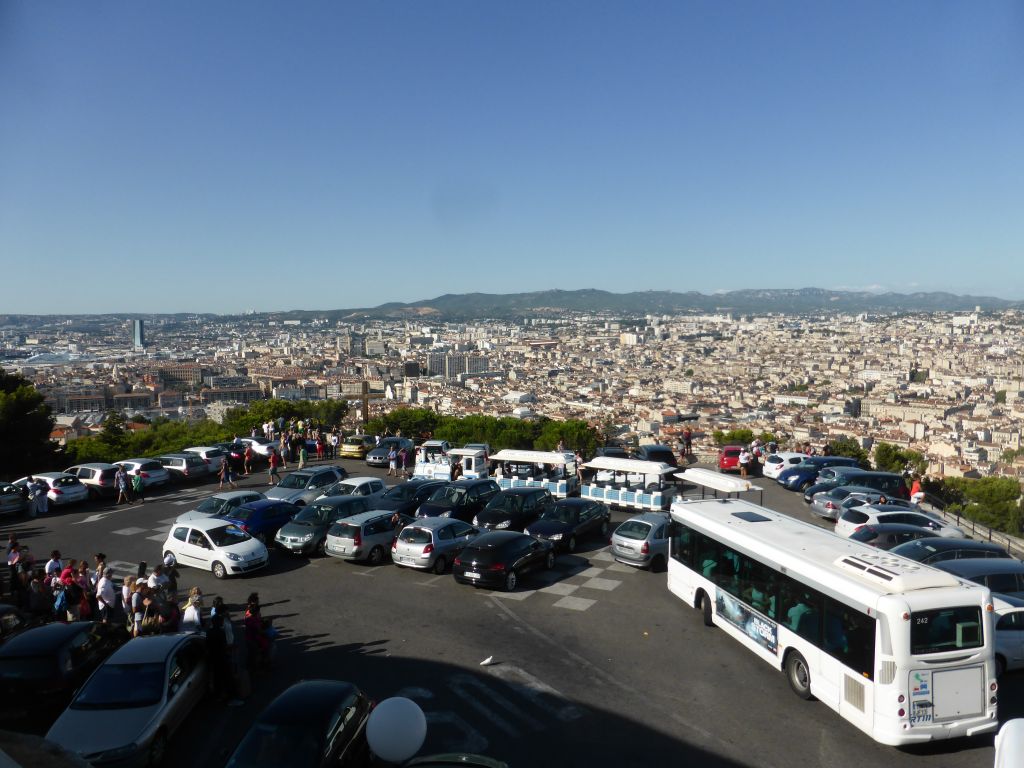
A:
[{"left": 667, "top": 497, "right": 999, "bottom": 746}]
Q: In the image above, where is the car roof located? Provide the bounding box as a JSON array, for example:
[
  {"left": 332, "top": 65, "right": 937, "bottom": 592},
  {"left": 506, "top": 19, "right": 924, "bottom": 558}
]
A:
[
  {"left": 311, "top": 495, "right": 370, "bottom": 508},
  {"left": 184, "top": 446, "right": 222, "bottom": 452},
  {"left": 120, "top": 458, "right": 158, "bottom": 464},
  {"left": 856, "top": 523, "right": 930, "bottom": 534},
  {"left": 106, "top": 633, "right": 198, "bottom": 663},
  {"left": 33, "top": 472, "right": 70, "bottom": 479},
  {"left": 466, "top": 530, "right": 528, "bottom": 546},
  {"left": 404, "top": 517, "right": 462, "bottom": 530},
  {"left": 497, "top": 487, "right": 547, "bottom": 496},
  {"left": 554, "top": 497, "right": 598, "bottom": 508},
  {"left": 767, "top": 451, "right": 804, "bottom": 459},
  {"left": 158, "top": 453, "right": 195, "bottom": 459},
  {"left": 895, "top": 537, "right": 1007, "bottom": 553},
  {"left": 258, "top": 680, "right": 360, "bottom": 726},
  {"left": 181, "top": 517, "right": 248, "bottom": 531},
  {"left": 934, "top": 559, "right": 1024, "bottom": 577},
  {"left": 236, "top": 499, "right": 291, "bottom": 511},
  {"left": 445, "top": 479, "right": 493, "bottom": 488},
  {"left": 210, "top": 490, "right": 262, "bottom": 501},
  {"left": 0, "top": 621, "right": 92, "bottom": 656},
  {"left": 339, "top": 476, "right": 379, "bottom": 485},
  {"left": 68, "top": 462, "right": 119, "bottom": 470},
  {"left": 621, "top": 512, "right": 670, "bottom": 525},
  {"left": 336, "top": 509, "right": 401, "bottom": 525}
]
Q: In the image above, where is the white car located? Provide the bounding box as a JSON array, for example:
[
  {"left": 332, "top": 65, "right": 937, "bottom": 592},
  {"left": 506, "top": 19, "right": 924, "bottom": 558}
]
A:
[
  {"left": 239, "top": 436, "right": 275, "bottom": 457},
  {"left": 117, "top": 458, "right": 171, "bottom": 488},
  {"left": 762, "top": 451, "right": 806, "bottom": 480},
  {"left": 162, "top": 517, "right": 268, "bottom": 579},
  {"left": 13, "top": 472, "right": 89, "bottom": 506},
  {"left": 994, "top": 596, "right": 1024, "bottom": 677},
  {"left": 317, "top": 476, "right": 388, "bottom": 504},
  {"left": 834, "top": 505, "right": 965, "bottom": 539}
]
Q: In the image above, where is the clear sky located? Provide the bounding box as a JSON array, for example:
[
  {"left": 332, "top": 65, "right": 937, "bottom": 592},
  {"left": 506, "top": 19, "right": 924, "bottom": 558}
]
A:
[{"left": 2, "top": 1, "right": 1022, "bottom": 314}]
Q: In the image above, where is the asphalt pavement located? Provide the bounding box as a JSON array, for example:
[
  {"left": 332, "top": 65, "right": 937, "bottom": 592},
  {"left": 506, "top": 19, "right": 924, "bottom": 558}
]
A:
[{"left": 3, "top": 459, "right": 1016, "bottom": 768}]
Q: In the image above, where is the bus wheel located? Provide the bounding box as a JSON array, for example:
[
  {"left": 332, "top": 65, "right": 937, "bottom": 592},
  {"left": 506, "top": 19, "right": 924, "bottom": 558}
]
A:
[
  {"left": 698, "top": 591, "right": 713, "bottom": 627},
  {"left": 786, "top": 651, "right": 813, "bottom": 700}
]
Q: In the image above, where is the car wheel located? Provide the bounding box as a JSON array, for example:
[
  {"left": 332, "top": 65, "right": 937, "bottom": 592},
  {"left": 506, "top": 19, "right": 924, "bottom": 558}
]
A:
[
  {"left": 599, "top": 520, "right": 609, "bottom": 537},
  {"left": 996, "top": 654, "right": 1007, "bottom": 678},
  {"left": 433, "top": 556, "right": 447, "bottom": 575},
  {"left": 368, "top": 545, "right": 385, "bottom": 566},
  {"left": 545, "top": 551, "right": 555, "bottom": 569},
  {"left": 504, "top": 570, "right": 518, "bottom": 591},
  {"left": 786, "top": 651, "right": 813, "bottom": 700},
  {"left": 567, "top": 535, "right": 577, "bottom": 553},
  {"left": 799, "top": 480, "right": 812, "bottom": 492},
  {"left": 146, "top": 731, "right": 167, "bottom": 768},
  {"left": 212, "top": 561, "right": 227, "bottom": 580}
]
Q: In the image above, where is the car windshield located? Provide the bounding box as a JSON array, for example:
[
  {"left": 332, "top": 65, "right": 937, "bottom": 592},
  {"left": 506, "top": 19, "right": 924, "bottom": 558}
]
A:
[
  {"left": 229, "top": 506, "right": 255, "bottom": 522},
  {"left": 431, "top": 486, "right": 465, "bottom": 504},
  {"left": 399, "top": 527, "right": 432, "bottom": 544},
  {"left": 849, "top": 527, "right": 879, "bottom": 543},
  {"left": 910, "top": 606, "right": 984, "bottom": 655},
  {"left": 73, "top": 662, "right": 165, "bottom": 709},
  {"left": 226, "top": 722, "right": 323, "bottom": 768},
  {"left": 615, "top": 521, "right": 651, "bottom": 540},
  {"left": 384, "top": 484, "right": 419, "bottom": 501},
  {"left": 484, "top": 494, "right": 523, "bottom": 513},
  {"left": 539, "top": 506, "right": 575, "bottom": 524},
  {"left": 196, "top": 497, "right": 227, "bottom": 514},
  {"left": 296, "top": 504, "right": 335, "bottom": 524},
  {"left": 329, "top": 483, "right": 356, "bottom": 496},
  {"left": 0, "top": 655, "right": 58, "bottom": 680},
  {"left": 54, "top": 476, "right": 79, "bottom": 486},
  {"left": 329, "top": 522, "right": 360, "bottom": 539},
  {"left": 278, "top": 474, "right": 310, "bottom": 489},
  {"left": 207, "top": 524, "right": 251, "bottom": 547}
]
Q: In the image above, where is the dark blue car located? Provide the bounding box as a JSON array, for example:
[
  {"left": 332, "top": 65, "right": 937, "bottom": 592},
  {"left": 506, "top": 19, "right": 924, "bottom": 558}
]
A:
[
  {"left": 776, "top": 456, "right": 859, "bottom": 492},
  {"left": 525, "top": 498, "right": 611, "bottom": 553},
  {"left": 222, "top": 499, "right": 299, "bottom": 543}
]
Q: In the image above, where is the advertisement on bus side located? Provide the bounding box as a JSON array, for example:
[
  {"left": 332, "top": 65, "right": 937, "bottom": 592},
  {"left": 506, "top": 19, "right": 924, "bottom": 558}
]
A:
[{"left": 715, "top": 590, "right": 778, "bottom": 654}]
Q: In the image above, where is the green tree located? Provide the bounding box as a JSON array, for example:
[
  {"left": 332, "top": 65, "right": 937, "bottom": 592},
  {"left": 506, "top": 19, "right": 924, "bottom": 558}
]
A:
[
  {"left": 712, "top": 429, "right": 753, "bottom": 447},
  {"left": 995, "top": 390, "right": 1007, "bottom": 405},
  {"left": 0, "top": 371, "right": 57, "bottom": 476},
  {"left": 873, "top": 442, "right": 926, "bottom": 474},
  {"left": 827, "top": 436, "right": 869, "bottom": 467}
]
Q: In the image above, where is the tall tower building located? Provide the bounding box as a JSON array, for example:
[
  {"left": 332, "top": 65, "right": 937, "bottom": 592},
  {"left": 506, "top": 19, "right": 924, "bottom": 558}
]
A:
[{"left": 132, "top": 319, "right": 146, "bottom": 351}]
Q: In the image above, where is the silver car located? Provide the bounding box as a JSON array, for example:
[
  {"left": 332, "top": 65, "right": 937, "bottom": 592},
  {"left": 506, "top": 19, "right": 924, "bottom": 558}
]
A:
[
  {"left": 174, "top": 490, "right": 265, "bottom": 523},
  {"left": 392, "top": 517, "right": 481, "bottom": 573},
  {"left": 266, "top": 466, "right": 346, "bottom": 506},
  {"left": 0, "top": 483, "right": 27, "bottom": 516},
  {"left": 46, "top": 633, "right": 208, "bottom": 767},
  {"left": 610, "top": 512, "right": 671, "bottom": 571},
  {"left": 65, "top": 462, "right": 121, "bottom": 500},
  {"left": 13, "top": 472, "right": 89, "bottom": 506},
  {"left": 324, "top": 510, "right": 413, "bottom": 565},
  {"left": 318, "top": 476, "right": 388, "bottom": 504},
  {"left": 808, "top": 485, "right": 881, "bottom": 520}
]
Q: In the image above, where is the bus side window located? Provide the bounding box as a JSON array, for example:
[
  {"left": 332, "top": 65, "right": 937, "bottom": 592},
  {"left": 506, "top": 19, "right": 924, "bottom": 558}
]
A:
[
  {"left": 824, "top": 598, "right": 875, "bottom": 680},
  {"left": 669, "top": 522, "right": 693, "bottom": 567},
  {"left": 781, "top": 581, "right": 822, "bottom": 644}
]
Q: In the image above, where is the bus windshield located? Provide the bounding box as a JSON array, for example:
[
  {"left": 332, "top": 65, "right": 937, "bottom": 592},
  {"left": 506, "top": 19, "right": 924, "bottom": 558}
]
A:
[{"left": 910, "top": 606, "right": 984, "bottom": 655}]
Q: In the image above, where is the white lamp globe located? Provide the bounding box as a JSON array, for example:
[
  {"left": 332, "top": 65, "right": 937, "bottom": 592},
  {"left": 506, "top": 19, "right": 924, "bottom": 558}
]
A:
[{"left": 366, "top": 696, "right": 428, "bottom": 764}]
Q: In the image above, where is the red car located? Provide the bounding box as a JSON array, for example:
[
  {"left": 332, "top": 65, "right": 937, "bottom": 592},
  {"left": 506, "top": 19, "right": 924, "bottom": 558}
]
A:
[{"left": 718, "top": 445, "right": 743, "bottom": 473}]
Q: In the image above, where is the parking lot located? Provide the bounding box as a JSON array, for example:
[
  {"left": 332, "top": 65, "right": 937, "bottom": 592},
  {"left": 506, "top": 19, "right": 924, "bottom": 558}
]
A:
[{"left": 4, "top": 457, "right": 1017, "bottom": 767}]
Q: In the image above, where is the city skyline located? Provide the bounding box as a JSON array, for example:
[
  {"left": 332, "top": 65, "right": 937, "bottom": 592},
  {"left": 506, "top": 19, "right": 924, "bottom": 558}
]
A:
[{"left": 2, "top": 1, "right": 1022, "bottom": 313}]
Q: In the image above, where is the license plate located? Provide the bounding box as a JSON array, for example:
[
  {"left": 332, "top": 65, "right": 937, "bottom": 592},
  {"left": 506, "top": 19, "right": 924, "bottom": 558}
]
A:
[
  {"left": 465, "top": 571, "right": 480, "bottom": 579},
  {"left": 910, "top": 702, "right": 933, "bottom": 725},
  {"left": 338, "top": 546, "right": 347, "bottom": 553}
]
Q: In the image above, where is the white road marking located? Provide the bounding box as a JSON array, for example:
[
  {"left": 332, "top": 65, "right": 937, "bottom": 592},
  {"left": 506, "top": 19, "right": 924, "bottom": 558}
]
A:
[
  {"left": 159, "top": 518, "right": 180, "bottom": 524},
  {"left": 448, "top": 673, "right": 542, "bottom": 735},
  {"left": 552, "top": 595, "right": 596, "bottom": 611},
  {"left": 485, "top": 665, "right": 584, "bottom": 722},
  {"left": 487, "top": 589, "right": 536, "bottom": 601},
  {"left": 151, "top": 525, "right": 171, "bottom": 533},
  {"left": 113, "top": 527, "right": 149, "bottom": 536},
  {"left": 605, "top": 562, "right": 635, "bottom": 573},
  {"left": 171, "top": 500, "right": 190, "bottom": 506},
  {"left": 73, "top": 511, "right": 120, "bottom": 525},
  {"left": 580, "top": 577, "right": 621, "bottom": 591},
  {"left": 590, "top": 550, "right": 615, "bottom": 561},
  {"left": 146, "top": 534, "right": 167, "bottom": 542},
  {"left": 539, "top": 582, "right": 579, "bottom": 596},
  {"left": 576, "top": 566, "right": 606, "bottom": 578}
]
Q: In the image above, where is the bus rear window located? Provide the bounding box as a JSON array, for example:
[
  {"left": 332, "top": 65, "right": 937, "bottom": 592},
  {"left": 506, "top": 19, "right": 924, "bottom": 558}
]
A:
[{"left": 910, "top": 607, "right": 983, "bottom": 655}]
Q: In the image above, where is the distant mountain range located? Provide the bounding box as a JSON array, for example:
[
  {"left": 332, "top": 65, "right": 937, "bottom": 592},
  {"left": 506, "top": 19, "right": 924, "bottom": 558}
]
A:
[
  {"left": 267, "top": 287, "right": 1022, "bottom": 321},
  {"left": 2, "top": 289, "right": 1020, "bottom": 325}
]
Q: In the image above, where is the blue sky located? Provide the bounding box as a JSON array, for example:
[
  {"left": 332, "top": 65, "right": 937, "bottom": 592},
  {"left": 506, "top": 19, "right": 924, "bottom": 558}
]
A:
[{"left": 2, "top": 1, "right": 1022, "bottom": 313}]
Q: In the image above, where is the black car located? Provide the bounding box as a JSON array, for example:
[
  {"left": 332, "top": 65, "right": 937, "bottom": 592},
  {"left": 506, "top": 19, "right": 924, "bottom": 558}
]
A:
[
  {"left": 525, "top": 498, "right": 611, "bottom": 552},
  {"left": 593, "top": 446, "right": 630, "bottom": 460},
  {"left": 416, "top": 479, "right": 500, "bottom": 523},
  {"left": 847, "top": 523, "right": 934, "bottom": 550},
  {"left": 376, "top": 479, "right": 448, "bottom": 516},
  {"left": 0, "top": 621, "right": 129, "bottom": 731},
  {"left": 889, "top": 537, "right": 1012, "bottom": 564},
  {"left": 474, "top": 487, "right": 555, "bottom": 532},
  {"left": 634, "top": 444, "right": 679, "bottom": 467},
  {"left": 225, "top": 680, "right": 372, "bottom": 768},
  {"left": 452, "top": 531, "right": 556, "bottom": 591}
]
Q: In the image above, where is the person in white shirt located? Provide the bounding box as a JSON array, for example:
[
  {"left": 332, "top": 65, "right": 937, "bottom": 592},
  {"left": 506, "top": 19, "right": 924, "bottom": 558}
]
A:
[
  {"left": 181, "top": 586, "right": 203, "bottom": 631},
  {"left": 96, "top": 568, "right": 116, "bottom": 623},
  {"left": 147, "top": 564, "right": 169, "bottom": 592},
  {"left": 738, "top": 449, "right": 753, "bottom": 478}
]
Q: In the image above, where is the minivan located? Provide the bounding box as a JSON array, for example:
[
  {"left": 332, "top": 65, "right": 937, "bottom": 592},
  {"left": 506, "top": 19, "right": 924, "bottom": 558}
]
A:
[{"left": 777, "top": 456, "right": 860, "bottom": 492}]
